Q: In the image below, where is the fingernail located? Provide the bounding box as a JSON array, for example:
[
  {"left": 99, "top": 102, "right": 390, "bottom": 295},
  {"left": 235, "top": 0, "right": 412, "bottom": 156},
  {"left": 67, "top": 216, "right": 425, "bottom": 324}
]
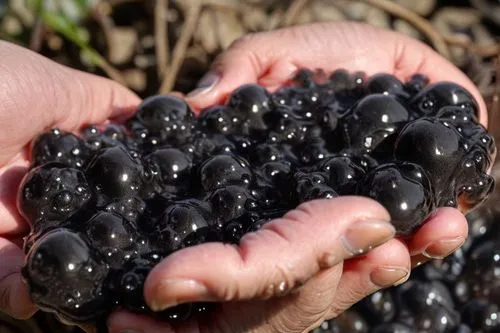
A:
[
  {"left": 411, "top": 253, "right": 429, "bottom": 269},
  {"left": 149, "top": 279, "right": 213, "bottom": 312},
  {"left": 422, "top": 236, "right": 465, "bottom": 259},
  {"left": 393, "top": 272, "right": 411, "bottom": 286},
  {"left": 370, "top": 266, "right": 409, "bottom": 288},
  {"left": 341, "top": 219, "right": 395, "bottom": 256},
  {"left": 187, "top": 72, "right": 220, "bottom": 98}
]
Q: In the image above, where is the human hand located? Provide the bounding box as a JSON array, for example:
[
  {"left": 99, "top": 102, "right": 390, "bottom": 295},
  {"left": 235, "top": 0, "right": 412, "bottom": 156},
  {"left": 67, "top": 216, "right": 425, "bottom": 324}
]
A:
[
  {"left": 0, "top": 41, "right": 140, "bottom": 323},
  {"left": 108, "top": 22, "right": 480, "bottom": 333}
]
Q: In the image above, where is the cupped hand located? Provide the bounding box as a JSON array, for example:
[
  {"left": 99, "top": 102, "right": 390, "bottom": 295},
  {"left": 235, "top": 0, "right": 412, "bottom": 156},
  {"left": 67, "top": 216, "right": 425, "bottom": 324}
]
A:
[
  {"left": 109, "top": 22, "right": 479, "bottom": 333},
  {"left": 0, "top": 40, "right": 140, "bottom": 320}
]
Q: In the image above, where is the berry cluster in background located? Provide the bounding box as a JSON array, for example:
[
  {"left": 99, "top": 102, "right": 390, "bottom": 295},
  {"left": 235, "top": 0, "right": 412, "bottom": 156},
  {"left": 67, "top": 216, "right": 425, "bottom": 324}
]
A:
[
  {"left": 17, "top": 69, "right": 495, "bottom": 326},
  {"left": 313, "top": 208, "right": 500, "bottom": 333}
]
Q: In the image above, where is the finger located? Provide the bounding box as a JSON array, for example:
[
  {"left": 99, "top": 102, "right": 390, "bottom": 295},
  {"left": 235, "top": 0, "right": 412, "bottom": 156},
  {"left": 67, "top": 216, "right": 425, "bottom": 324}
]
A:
[
  {"left": 0, "top": 238, "right": 37, "bottom": 319},
  {"left": 387, "top": 26, "right": 488, "bottom": 126},
  {"left": 111, "top": 266, "right": 342, "bottom": 333},
  {"left": 407, "top": 207, "right": 468, "bottom": 259},
  {"left": 184, "top": 22, "right": 486, "bottom": 126},
  {"left": 0, "top": 154, "right": 29, "bottom": 234},
  {"left": 326, "top": 239, "right": 410, "bottom": 319},
  {"left": 144, "top": 196, "right": 394, "bottom": 312},
  {"left": 107, "top": 311, "right": 175, "bottom": 333},
  {"left": 206, "top": 265, "right": 343, "bottom": 333},
  {"left": 0, "top": 40, "right": 141, "bottom": 166}
]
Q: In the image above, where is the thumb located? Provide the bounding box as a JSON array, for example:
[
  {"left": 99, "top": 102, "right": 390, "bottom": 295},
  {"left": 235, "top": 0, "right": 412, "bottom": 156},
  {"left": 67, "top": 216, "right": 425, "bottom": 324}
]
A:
[
  {"left": 0, "top": 41, "right": 140, "bottom": 165},
  {"left": 144, "top": 196, "right": 395, "bottom": 312}
]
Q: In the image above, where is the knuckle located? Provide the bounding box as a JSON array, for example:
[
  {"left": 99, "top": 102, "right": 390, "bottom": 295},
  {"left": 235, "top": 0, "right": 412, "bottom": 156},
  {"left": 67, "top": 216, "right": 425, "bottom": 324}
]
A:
[
  {"left": 227, "top": 32, "right": 259, "bottom": 51},
  {"left": 217, "top": 271, "right": 241, "bottom": 302},
  {"left": 284, "top": 200, "right": 319, "bottom": 225},
  {"left": 0, "top": 285, "right": 9, "bottom": 313}
]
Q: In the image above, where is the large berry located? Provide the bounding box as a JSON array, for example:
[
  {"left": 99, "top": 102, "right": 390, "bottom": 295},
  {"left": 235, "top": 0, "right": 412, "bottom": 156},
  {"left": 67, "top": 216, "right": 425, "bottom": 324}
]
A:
[
  {"left": 31, "top": 129, "right": 91, "bottom": 168},
  {"left": 127, "top": 95, "right": 195, "bottom": 146},
  {"left": 199, "top": 154, "right": 252, "bottom": 191},
  {"left": 358, "top": 162, "right": 435, "bottom": 235},
  {"left": 343, "top": 94, "right": 409, "bottom": 152},
  {"left": 85, "top": 211, "right": 139, "bottom": 267},
  {"left": 143, "top": 200, "right": 213, "bottom": 252},
  {"left": 18, "top": 163, "right": 92, "bottom": 227},
  {"left": 227, "top": 84, "right": 272, "bottom": 132},
  {"left": 86, "top": 146, "right": 146, "bottom": 202},
  {"left": 144, "top": 148, "right": 192, "bottom": 194},
  {"left": 22, "top": 229, "right": 110, "bottom": 322},
  {"left": 411, "top": 82, "right": 479, "bottom": 117}
]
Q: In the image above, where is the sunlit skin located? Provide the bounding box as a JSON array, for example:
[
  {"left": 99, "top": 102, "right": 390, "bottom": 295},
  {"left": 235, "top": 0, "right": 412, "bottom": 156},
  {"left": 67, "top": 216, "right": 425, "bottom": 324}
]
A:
[{"left": 0, "top": 22, "right": 486, "bottom": 333}]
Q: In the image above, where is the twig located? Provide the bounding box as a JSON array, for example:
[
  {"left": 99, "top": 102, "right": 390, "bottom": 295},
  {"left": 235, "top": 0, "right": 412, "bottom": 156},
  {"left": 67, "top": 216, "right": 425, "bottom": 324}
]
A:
[
  {"left": 155, "top": 0, "right": 169, "bottom": 78},
  {"left": 442, "top": 34, "right": 500, "bottom": 58},
  {"left": 202, "top": 0, "right": 248, "bottom": 12},
  {"left": 362, "top": 0, "right": 452, "bottom": 60},
  {"left": 280, "top": 0, "right": 310, "bottom": 27},
  {"left": 29, "top": 17, "right": 45, "bottom": 52},
  {"left": 267, "top": 7, "right": 285, "bottom": 31},
  {"left": 105, "top": 0, "right": 141, "bottom": 5},
  {"left": 159, "top": 0, "right": 202, "bottom": 94},
  {"left": 490, "top": 56, "right": 500, "bottom": 137},
  {"left": 96, "top": 55, "right": 129, "bottom": 86},
  {"left": 91, "top": 6, "right": 115, "bottom": 60}
]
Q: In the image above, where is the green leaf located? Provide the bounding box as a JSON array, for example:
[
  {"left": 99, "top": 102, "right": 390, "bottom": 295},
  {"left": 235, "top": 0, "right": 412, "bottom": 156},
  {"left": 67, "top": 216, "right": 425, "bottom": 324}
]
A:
[{"left": 40, "top": 9, "right": 104, "bottom": 67}]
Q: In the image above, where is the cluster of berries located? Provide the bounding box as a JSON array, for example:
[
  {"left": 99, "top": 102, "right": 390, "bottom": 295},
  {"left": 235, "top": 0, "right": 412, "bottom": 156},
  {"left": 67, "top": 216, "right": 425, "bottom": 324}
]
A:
[{"left": 17, "top": 68, "right": 495, "bottom": 325}]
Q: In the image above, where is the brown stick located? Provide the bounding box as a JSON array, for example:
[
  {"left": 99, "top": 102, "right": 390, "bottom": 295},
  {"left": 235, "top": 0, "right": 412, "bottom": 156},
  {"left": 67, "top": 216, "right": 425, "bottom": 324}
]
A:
[
  {"left": 155, "top": 0, "right": 169, "bottom": 78},
  {"left": 29, "top": 17, "right": 45, "bottom": 52},
  {"left": 159, "top": 0, "right": 202, "bottom": 94},
  {"left": 443, "top": 34, "right": 500, "bottom": 58},
  {"left": 362, "top": 0, "right": 452, "bottom": 59},
  {"left": 91, "top": 6, "right": 115, "bottom": 60},
  {"left": 490, "top": 56, "right": 500, "bottom": 137},
  {"left": 96, "top": 55, "right": 129, "bottom": 86},
  {"left": 281, "top": 0, "right": 309, "bottom": 27}
]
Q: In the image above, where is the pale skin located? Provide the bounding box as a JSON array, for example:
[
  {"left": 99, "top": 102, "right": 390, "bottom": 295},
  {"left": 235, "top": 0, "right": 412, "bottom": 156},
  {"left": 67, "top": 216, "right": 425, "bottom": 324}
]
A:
[{"left": 0, "top": 22, "right": 484, "bottom": 333}]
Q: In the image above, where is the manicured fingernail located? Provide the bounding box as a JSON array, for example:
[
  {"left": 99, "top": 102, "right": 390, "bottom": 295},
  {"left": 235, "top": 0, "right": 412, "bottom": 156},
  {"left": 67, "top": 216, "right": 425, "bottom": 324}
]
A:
[
  {"left": 370, "top": 266, "right": 409, "bottom": 288},
  {"left": 423, "top": 236, "right": 465, "bottom": 259},
  {"left": 186, "top": 72, "right": 220, "bottom": 97},
  {"left": 149, "top": 279, "right": 213, "bottom": 312},
  {"left": 341, "top": 219, "right": 395, "bottom": 256}
]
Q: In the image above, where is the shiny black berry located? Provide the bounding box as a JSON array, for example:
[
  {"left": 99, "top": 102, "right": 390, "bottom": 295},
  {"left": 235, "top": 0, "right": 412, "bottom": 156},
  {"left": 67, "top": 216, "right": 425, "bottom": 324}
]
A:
[
  {"left": 31, "top": 129, "right": 91, "bottom": 168},
  {"left": 23, "top": 229, "right": 110, "bottom": 322},
  {"left": 86, "top": 146, "right": 146, "bottom": 202},
  {"left": 18, "top": 163, "right": 92, "bottom": 227},
  {"left": 199, "top": 154, "right": 252, "bottom": 191},
  {"left": 358, "top": 162, "right": 435, "bottom": 235}
]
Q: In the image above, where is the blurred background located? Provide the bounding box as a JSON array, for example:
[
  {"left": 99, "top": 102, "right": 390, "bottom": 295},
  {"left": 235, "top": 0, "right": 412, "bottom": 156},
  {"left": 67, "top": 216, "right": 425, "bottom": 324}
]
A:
[{"left": 0, "top": 0, "right": 498, "bottom": 332}]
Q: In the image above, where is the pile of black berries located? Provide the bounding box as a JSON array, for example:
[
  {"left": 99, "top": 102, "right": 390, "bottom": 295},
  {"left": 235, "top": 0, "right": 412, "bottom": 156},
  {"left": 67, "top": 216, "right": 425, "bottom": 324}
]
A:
[{"left": 17, "top": 69, "right": 495, "bottom": 326}]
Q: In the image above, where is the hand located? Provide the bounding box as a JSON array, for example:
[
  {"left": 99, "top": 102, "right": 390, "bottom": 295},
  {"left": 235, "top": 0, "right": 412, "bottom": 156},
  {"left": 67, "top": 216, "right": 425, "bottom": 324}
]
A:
[
  {"left": 108, "top": 22, "right": 480, "bottom": 332},
  {"left": 0, "top": 41, "right": 140, "bottom": 321}
]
